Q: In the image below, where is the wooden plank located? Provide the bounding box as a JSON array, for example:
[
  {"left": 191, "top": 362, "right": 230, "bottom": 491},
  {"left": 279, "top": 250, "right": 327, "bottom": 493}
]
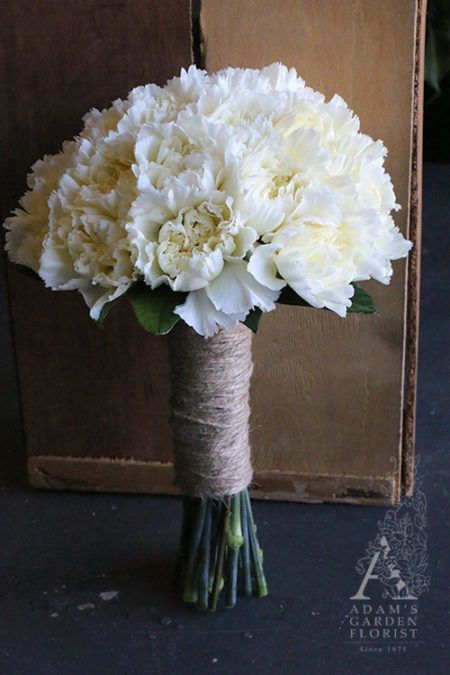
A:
[
  {"left": 1, "top": 1, "right": 191, "bottom": 464},
  {"left": 402, "top": 0, "right": 427, "bottom": 496},
  {"left": 28, "top": 455, "right": 395, "bottom": 506},
  {"left": 200, "top": 0, "right": 422, "bottom": 501},
  {"left": 3, "top": 0, "right": 423, "bottom": 504}
]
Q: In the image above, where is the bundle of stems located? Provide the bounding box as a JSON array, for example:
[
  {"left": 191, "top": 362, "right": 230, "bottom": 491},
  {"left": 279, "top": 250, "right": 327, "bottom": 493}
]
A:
[{"left": 174, "top": 488, "right": 268, "bottom": 610}]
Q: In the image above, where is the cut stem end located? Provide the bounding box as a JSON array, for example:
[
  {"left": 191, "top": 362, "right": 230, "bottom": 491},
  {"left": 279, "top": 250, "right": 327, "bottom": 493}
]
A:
[{"left": 174, "top": 488, "right": 268, "bottom": 610}]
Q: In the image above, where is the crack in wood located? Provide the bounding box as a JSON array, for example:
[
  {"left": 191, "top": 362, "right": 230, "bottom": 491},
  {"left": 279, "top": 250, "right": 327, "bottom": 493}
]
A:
[{"left": 191, "top": 0, "right": 205, "bottom": 68}]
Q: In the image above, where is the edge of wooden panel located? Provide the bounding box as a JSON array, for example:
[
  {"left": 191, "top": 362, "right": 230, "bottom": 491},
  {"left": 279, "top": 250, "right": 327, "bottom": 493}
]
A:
[
  {"left": 28, "top": 455, "right": 396, "bottom": 505},
  {"left": 402, "top": 0, "right": 426, "bottom": 497}
]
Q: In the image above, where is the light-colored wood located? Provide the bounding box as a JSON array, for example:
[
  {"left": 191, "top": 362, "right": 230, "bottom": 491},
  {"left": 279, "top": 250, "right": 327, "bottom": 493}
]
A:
[
  {"left": 201, "top": 0, "right": 422, "bottom": 501},
  {"left": 28, "top": 455, "right": 395, "bottom": 506},
  {"left": 4, "top": 1, "right": 424, "bottom": 504}
]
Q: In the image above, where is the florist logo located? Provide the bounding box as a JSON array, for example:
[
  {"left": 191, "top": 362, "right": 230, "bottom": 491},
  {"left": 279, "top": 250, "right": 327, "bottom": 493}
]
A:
[{"left": 342, "top": 465, "right": 430, "bottom": 652}]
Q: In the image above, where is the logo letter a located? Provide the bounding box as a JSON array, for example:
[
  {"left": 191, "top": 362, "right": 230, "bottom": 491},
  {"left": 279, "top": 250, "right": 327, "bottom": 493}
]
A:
[{"left": 351, "top": 550, "right": 381, "bottom": 600}]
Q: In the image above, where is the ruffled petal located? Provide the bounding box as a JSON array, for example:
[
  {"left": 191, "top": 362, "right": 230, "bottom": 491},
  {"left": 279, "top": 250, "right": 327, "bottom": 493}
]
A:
[
  {"left": 174, "top": 288, "right": 242, "bottom": 338},
  {"left": 247, "top": 244, "right": 286, "bottom": 291},
  {"left": 206, "top": 260, "right": 279, "bottom": 316},
  {"left": 81, "top": 283, "right": 130, "bottom": 321}
]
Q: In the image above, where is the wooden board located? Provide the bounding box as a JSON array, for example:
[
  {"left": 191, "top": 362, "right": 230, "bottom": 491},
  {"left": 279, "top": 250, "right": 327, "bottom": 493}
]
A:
[
  {"left": 2, "top": 0, "right": 424, "bottom": 504},
  {"left": 1, "top": 0, "right": 190, "bottom": 466},
  {"left": 201, "top": 0, "right": 424, "bottom": 502}
]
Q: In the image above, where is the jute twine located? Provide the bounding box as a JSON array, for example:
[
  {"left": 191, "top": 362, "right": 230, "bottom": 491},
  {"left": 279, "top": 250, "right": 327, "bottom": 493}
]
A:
[{"left": 168, "top": 322, "right": 253, "bottom": 498}]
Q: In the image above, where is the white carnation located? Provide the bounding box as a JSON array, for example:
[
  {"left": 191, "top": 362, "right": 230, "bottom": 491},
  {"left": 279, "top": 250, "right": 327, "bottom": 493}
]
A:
[
  {"left": 128, "top": 184, "right": 256, "bottom": 292},
  {"left": 4, "top": 64, "right": 411, "bottom": 335},
  {"left": 4, "top": 142, "right": 78, "bottom": 272}
]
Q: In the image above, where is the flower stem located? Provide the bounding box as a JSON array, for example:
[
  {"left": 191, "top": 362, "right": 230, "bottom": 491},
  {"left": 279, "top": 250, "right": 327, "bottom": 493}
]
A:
[
  {"left": 210, "top": 497, "right": 230, "bottom": 611},
  {"left": 174, "top": 488, "right": 268, "bottom": 610},
  {"left": 182, "top": 498, "right": 206, "bottom": 604},
  {"left": 197, "top": 501, "right": 212, "bottom": 610},
  {"left": 226, "top": 494, "right": 244, "bottom": 608},
  {"left": 240, "top": 491, "right": 253, "bottom": 596},
  {"left": 244, "top": 489, "right": 268, "bottom": 598}
]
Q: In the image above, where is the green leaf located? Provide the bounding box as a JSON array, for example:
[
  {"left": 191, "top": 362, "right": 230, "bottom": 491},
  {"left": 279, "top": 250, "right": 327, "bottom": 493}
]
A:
[
  {"left": 129, "top": 283, "right": 186, "bottom": 335},
  {"left": 348, "top": 284, "right": 377, "bottom": 314},
  {"left": 95, "top": 294, "right": 125, "bottom": 328},
  {"left": 276, "top": 282, "right": 377, "bottom": 314},
  {"left": 276, "top": 285, "right": 313, "bottom": 307},
  {"left": 242, "top": 307, "right": 262, "bottom": 333}
]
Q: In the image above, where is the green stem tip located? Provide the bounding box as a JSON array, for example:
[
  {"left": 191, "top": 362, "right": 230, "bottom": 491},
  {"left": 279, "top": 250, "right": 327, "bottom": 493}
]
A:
[{"left": 174, "top": 488, "right": 268, "bottom": 611}]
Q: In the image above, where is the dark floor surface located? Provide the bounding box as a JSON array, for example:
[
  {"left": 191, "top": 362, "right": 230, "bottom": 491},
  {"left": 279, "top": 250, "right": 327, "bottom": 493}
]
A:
[{"left": 0, "top": 164, "right": 449, "bottom": 675}]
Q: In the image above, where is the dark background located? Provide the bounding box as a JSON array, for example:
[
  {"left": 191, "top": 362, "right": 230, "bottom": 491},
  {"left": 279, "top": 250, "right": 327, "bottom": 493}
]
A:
[{"left": 0, "top": 6, "right": 449, "bottom": 674}]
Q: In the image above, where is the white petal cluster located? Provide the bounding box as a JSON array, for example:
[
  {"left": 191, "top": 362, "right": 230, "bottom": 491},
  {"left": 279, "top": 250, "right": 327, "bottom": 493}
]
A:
[{"left": 4, "top": 64, "right": 411, "bottom": 334}]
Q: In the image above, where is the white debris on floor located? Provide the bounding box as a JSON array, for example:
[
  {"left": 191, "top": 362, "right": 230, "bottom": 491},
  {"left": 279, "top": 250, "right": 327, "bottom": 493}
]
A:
[{"left": 99, "top": 591, "right": 119, "bottom": 602}]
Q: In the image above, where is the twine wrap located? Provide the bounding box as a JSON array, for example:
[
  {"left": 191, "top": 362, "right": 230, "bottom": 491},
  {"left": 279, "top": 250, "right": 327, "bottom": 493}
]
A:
[{"left": 168, "top": 322, "right": 253, "bottom": 498}]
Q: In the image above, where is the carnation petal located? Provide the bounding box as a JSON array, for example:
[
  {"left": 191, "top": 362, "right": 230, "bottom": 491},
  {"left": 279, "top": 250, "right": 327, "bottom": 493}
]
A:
[
  {"left": 247, "top": 244, "right": 286, "bottom": 291},
  {"left": 243, "top": 201, "right": 285, "bottom": 237},
  {"left": 81, "top": 283, "right": 130, "bottom": 321},
  {"left": 174, "top": 288, "right": 241, "bottom": 338},
  {"left": 206, "top": 260, "right": 279, "bottom": 315}
]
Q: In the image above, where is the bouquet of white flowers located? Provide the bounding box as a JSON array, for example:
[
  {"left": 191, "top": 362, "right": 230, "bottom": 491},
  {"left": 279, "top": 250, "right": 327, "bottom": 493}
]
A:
[{"left": 4, "top": 64, "right": 411, "bottom": 610}]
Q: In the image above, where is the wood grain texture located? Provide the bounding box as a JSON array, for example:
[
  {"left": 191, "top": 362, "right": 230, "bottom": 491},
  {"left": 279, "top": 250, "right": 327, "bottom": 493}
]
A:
[
  {"left": 402, "top": 0, "right": 426, "bottom": 496},
  {"left": 1, "top": 0, "right": 191, "bottom": 463},
  {"left": 3, "top": 0, "right": 423, "bottom": 504},
  {"left": 28, "top": 455, "right": 395, "bottom": 506},
  {"left": 201, "top": 0, "right": 421, "bottom": 499}
]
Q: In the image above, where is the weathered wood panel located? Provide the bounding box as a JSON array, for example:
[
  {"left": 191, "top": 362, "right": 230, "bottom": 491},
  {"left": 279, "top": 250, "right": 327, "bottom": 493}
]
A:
[
  {"left": 200, "top": 0, "right": 423, "bottom": 500},
  {"left": 3, "top": 0, "right": 424, "bottom": 504},
  {"left": 1, "top": 0, "right": 191, "bottom": 465},
  {"left": 29, "top": 455, "right": 394, "bottom": 506}
]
